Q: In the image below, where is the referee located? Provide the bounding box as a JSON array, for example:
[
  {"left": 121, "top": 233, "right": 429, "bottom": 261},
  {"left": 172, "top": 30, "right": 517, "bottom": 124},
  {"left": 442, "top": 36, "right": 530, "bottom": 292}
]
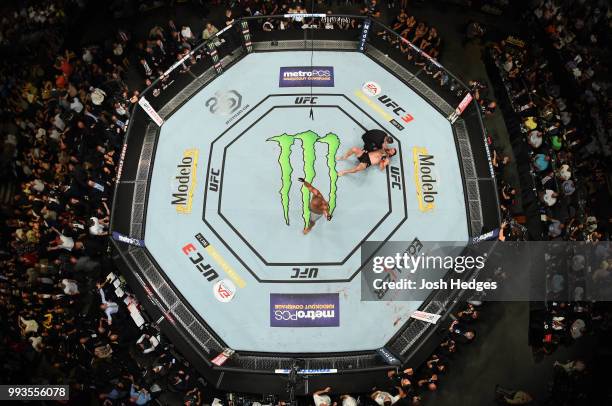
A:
[{"left": 362, "top": 129, "right": 393, "bottom": 152}]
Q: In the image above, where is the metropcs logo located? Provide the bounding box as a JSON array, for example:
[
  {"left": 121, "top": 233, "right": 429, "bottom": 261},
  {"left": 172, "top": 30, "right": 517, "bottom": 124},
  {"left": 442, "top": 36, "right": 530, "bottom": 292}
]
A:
[
  {"left": 283, "top": 68, "right": 331, "bottom": 80},
  {"left": 270, "top": 293, "right": 339, "bottom": 327},
  {"left": 273, "top": 309, "right": 335, "bottom": 321},
  {"left": 171, "top": 149, "right": 198, "bottom": 214},
  {"left": 279, "top": 66, "right": 334, "bottom": 87},
  {"left": 412, "top": 147, "right": 438, "bottom": 212},
  {"left": 267, "top": 130, "right": 340, "bottom": 229}
]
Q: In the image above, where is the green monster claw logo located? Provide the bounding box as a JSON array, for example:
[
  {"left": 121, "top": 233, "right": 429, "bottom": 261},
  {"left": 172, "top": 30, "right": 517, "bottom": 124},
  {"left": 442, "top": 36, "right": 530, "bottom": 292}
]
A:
[{"left": 267, "top": 130, "right": 340, "bottom": 229}]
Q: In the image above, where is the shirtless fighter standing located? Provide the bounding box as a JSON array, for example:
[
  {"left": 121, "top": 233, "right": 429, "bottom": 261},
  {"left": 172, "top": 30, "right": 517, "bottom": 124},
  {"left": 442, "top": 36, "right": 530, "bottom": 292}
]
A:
[{"left": 298, "top": 178, "right": 332, "bottom": 234}]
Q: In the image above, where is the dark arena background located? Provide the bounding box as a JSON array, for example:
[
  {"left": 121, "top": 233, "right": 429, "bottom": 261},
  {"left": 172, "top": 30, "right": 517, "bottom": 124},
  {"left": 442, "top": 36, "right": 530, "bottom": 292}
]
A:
[{"left": 1, "top": 1, "right": 611, "bottom": 405}]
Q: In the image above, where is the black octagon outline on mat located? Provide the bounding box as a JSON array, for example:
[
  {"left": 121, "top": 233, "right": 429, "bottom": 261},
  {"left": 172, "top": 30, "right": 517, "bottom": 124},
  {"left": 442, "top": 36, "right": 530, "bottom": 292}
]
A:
[
  {"left": 219, "top": 104, "right": 390, "bottom": 265},
  {"left": 201, "top": 94, "right": 408, "bottom": 280}
]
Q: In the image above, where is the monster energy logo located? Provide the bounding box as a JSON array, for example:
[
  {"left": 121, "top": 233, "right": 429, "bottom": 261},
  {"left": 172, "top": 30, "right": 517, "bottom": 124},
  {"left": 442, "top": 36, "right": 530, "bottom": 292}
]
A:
[{"left": 267, "top": 130, "right": 340, "bottom": 228}]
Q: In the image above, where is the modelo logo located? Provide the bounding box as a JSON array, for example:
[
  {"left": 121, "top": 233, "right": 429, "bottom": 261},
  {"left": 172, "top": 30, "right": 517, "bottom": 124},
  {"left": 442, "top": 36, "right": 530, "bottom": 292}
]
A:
[
  {"left": 362, "top": 81, "right": 381, "bottom": 96},
  {"left": 412, "top": 147, "right": 438, "bottom": 212},
  {"left": 359, "top": 19, "right": 371, "bottom": 51},
  {"left": 274, "top": 310, "right": 336, "bottom": 321},
  {"left": 213, "top": 279, "right": 236, "bottom": 302},
  {"left": 171, "top": 149, "right": 198, "bottom": 213},
  {"left": 206, "top": 90, "right": 242, "bottom": 115},
  {"left": 283, "top": 69, "right": 331, "bottom": 78}
]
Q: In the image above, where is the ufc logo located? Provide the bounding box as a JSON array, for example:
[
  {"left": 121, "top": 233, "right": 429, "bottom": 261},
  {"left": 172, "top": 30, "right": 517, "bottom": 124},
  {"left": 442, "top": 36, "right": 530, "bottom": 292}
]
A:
[
  {"left": 390, "top": 166, "right": 402, "bottom": 190},
  {"left": 209, "top": 168, "right": 220, "bottom": 192},
  {"left": 295, "top": 96, "right": 318, "bottom": 104},
  {"left": 290, "top": 267, "right": 319, "bottom": 279}
]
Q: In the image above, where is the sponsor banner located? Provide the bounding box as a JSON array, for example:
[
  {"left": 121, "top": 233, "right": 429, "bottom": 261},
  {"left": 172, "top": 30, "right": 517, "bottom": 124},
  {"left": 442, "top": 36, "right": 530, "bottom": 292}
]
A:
[
  {"left": 455, "top": 92, "right": 473, "bottom": 116},
  {"left": 399, "top": 37, "right": 421, "bottom": 53},
  {"left": 471, "top": 228, "right": 500, "bottom": 244},
  {"left": 412, "top": 147, "right": 438, "bottom": 212},
  {"left": 421, "top": 51, "right": 442, "bottom": 68},
  {"left": 355, "top": 83, "right": 414, "bottom": 131},
  {"left": 355, "top": 89, "right": 393, "bottom": 121},
  {"left": 279, "top": 66, "right": 334, "bottom": 87},
  {"left": 448, "top": 93, "right": 473, "bottom": 124},
  {"left": 283, "top": 13, "right": 326, "bottom": 19},
  {"left": 181, "top": 241, "right": 219, "bottom": 282},
  {"left": 376, "top": 347, "right": 402, "bottom": 366},
  {"left": 358, "top": 19, "right": 371, "bottom": 52},
  {"left": 213, "top": 279, "right": 236, "bottom": 302},
  {"left": 112, "top": 231, "right": 145, "bottom": 247},
  {"left": 240, "top": 21, "right": 252, "bottom": 53},
  {"left": 216, "top": 24, "right": 232, "bottom": 37},
  {"left": 410, "top": 310, "right": 442, "bottom": 324},
  {"left": 270, "top": 293, "right": 339, "bottom": 327},
  {"left": 211, "top": 353, "right": 229, "bottom": 366},
  {"left": 362, "top": 81, "right": 381, "bottom": 96},
  {"left": 207, "top": 42, "right": 223, "bottom": 74},
  {"left": 115, "top": 141, "right": 129, "bottom": 184},
  {"left": 211, "top": 348, "right": 235, "bottom": 366},
  {"left": 195, "top": 233, "right": 247, "bottom": 288},
  {"left": 171, "top": 149, "right": 198, "bottom": 214},
  {"left": 138, "top": 96, "right": 164, "bottom": 126},
  {"left": 267, "top": 131, "right": 340, "bottom": 229},
  {"left": 274, "top": 368, "right": 338, "bottom": 374},
  {"left": 162, "top": 49, "right": 195, "bottom": 78}
]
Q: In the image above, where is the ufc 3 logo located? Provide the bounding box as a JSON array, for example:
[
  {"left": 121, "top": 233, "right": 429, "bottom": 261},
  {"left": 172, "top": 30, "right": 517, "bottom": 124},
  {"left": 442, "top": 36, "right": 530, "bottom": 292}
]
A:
[{"left": 378, "top": 95, "right": 414, "bottom": 123}]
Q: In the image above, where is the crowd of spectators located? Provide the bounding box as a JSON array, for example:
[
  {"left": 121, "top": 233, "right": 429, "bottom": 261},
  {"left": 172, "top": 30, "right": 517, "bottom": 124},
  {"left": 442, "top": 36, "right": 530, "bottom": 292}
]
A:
[
  {"left": 1, "top": 1, "right": 609, "bottom": 405},
  {"left": 534, "top": 0, "right": 611, "bottom": 164},
  {"left": 0, "top": 2, "right": 229, "bottom": 404},
  {"left": 489, "top": 37, "right": 609, "bottom": 243},
  {"left": 310, "top": 302, "right": 481, "bottom": 406},
  {"left": 376, "top": 7, "right": 441, "bottom": 61},
  {"left": 486, "top": 6, "right": 612, "bottom": 374}
]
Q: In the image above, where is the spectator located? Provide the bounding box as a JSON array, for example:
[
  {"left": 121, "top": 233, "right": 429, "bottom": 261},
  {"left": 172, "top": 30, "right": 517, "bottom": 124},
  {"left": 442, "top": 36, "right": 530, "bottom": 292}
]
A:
[{"left": 313, "top": 387, "right": 332, "bottom": 406}]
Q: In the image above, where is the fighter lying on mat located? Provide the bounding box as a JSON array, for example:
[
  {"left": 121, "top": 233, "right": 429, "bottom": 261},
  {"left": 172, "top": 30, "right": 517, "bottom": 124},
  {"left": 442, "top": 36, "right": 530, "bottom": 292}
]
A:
[{"left": 336, "top": 146, "right": 397, "bottom": 177}]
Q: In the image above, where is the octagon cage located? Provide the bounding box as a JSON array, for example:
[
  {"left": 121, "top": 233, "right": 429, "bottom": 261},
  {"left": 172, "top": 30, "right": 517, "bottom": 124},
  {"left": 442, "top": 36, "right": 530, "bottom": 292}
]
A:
[{"left": 110, "top": 14, "right": 500, "bottom": 395}]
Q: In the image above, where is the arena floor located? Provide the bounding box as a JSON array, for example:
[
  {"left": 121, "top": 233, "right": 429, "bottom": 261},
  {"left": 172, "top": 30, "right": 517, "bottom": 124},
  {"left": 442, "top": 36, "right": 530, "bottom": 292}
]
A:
[{"left": 144, "top": 51, "right": 469, "bottom": 353}]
